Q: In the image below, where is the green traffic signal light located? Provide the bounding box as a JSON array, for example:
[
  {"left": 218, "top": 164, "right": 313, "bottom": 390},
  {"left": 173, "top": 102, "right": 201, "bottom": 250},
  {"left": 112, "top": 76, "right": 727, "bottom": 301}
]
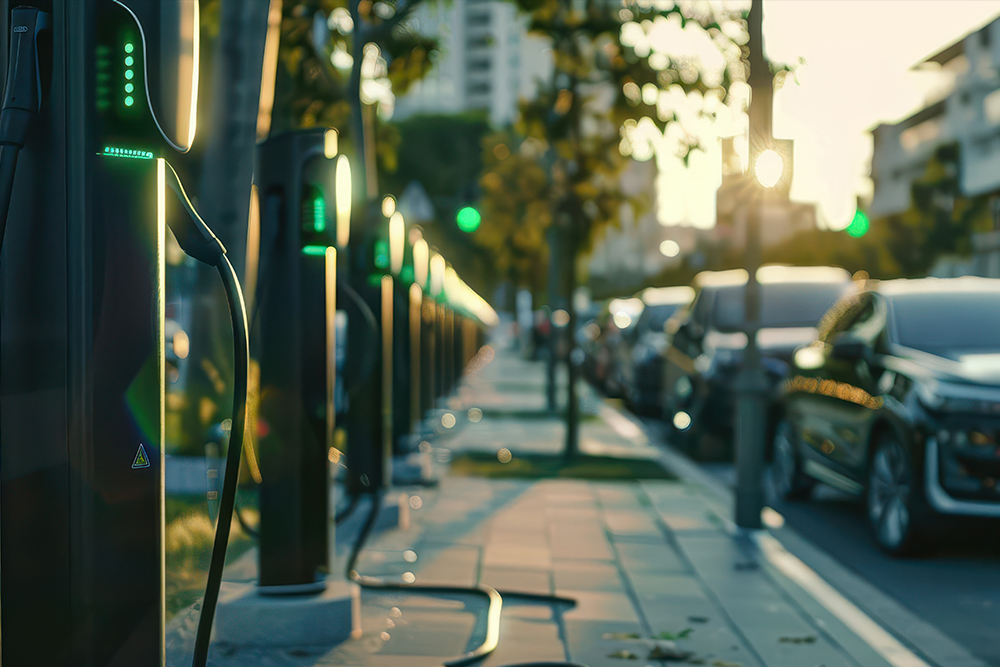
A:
[
  {"left": 456, "top": 206, "right": 481, "bottom": 233},
  {"left": 846, "top": 209, "right": 869, "bottom": 238}
]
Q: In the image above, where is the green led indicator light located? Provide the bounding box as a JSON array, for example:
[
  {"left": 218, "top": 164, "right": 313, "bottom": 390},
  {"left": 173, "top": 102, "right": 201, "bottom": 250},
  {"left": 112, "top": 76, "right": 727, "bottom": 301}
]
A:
[
  {"left": 456, "top": 206, "right": 482, "bottom": 232},
  {"left": 125, "top": 96, "right": 134, "bottom": 107},
  {"left": 101, "top": 146, "right": 154, "bottom": 160},
  {"left": 125, "top": 43, "right": 134, "bottom": 53},
  {"left": 125, "top": 69, "right": 134, "bottom": 80},
  {"left": 301, "top": 245, "right": 329, "bottom": 256},
  {"left": 125, "top": 56, "right": 134, "bottom": 67},
  {"left": 125, "top": 82, "right": 134, "bottom": 93},
  {"left": 845, "top": 209, "right": 870, "bottom": 238},
  {"left": 313, "top": 197, "right": 326, "bottom": 233},
  {"left": 374, "top": 239, "right": 389, "bottom": 270}
]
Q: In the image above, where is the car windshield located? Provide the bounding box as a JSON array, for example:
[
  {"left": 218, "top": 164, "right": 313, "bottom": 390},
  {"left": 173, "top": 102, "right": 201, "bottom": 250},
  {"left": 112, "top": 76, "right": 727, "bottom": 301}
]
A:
[
  {"left": 891, "top": 291, "right": 1000, "bottom": 356},
  {"left": 638, "top": 303, "right": 681, "bottom": 332},
  {"left": 713, "top": 282, "right": 847, "bottom": 331}
]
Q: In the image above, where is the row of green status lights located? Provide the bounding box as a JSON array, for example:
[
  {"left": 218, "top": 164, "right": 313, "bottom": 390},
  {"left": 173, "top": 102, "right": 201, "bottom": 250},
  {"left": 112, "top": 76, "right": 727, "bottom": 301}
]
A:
[{"left": 124, "top": 42, "right": 135, "bottom": 107}]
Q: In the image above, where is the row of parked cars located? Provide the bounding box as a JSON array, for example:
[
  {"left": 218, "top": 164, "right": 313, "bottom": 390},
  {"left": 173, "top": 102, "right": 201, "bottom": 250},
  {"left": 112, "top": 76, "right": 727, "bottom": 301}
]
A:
[{"left": 582, "top": 266, "right": 1000, "bottom": 554}]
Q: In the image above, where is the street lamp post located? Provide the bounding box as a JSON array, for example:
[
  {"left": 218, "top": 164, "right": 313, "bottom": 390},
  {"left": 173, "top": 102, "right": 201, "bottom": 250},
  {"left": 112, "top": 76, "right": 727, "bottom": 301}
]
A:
[{"left": 734, "top": 0, "right": 773, "bottom": 530}]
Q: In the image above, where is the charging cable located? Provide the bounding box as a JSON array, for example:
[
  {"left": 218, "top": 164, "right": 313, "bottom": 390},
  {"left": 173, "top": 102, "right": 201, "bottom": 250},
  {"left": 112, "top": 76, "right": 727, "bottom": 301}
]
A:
[
  {"left": 161, "top": 161, "right": 250, "bottom": 667},
  {"left": 0, "top": 6, "right": 49, "bottom": 258}
]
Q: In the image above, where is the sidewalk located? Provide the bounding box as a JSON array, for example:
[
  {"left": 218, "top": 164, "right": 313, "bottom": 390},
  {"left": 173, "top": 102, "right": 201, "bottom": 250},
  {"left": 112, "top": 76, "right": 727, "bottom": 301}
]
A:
[{"left": 194, "top": 342, "right": 953, "bottom": 667}]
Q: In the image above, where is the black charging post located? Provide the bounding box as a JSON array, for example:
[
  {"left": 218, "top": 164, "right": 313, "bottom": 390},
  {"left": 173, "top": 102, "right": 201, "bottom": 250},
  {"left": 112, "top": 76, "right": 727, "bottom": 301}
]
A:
[
  {"left": 1, "top": 2, "right": 250, "bottom": 665},
  {"left": 343, "top": 202, "right": 391, "bottom": 496},
  {"left": 254, "top": 128, "right": 338, "bottom": 591}
]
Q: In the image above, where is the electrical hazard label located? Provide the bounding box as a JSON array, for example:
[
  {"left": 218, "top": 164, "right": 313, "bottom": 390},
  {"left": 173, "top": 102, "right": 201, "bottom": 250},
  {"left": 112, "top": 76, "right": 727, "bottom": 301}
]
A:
[{"left": 132, "top": 444, "right": 150, "bottom": 469}]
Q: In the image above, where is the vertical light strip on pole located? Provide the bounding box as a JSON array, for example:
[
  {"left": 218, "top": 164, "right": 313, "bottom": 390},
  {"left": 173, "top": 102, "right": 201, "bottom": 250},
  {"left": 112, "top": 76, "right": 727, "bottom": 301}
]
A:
[
  {"left": 410, "top": 283, "right": 422, "bottom": 430},
  {"left": 325, "top": 246, "right": 337, "bottom": 564},
  {"left": 381, "top": 275, "right": 394, "bottom": 483}
]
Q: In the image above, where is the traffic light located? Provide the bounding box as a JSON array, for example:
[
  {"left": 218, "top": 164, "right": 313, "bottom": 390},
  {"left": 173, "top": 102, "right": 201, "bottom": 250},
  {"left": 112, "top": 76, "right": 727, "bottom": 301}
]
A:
[
  {"left": 456, "top": 205, "right": 481, "bottom": 232},
  {"left": 845, "top": 209, "right": 870, "bottom": 237}
]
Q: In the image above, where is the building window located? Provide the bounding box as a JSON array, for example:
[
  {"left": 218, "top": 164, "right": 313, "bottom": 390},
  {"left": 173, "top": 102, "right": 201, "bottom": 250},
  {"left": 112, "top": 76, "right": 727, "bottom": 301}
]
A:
[
  {"left": 467, "top": 34, "right": 492, "bottom": 49},
  {"left": 985, "top": 88, "right": 1000, "bottom": 124},
  {"left": 467, "top": 82, "right": 491, "bottom": 95},
  {"left": 900, "top": 117, "right": 942, "bottom": 152},
  {"left": 468, "top": 58, "right": 491, "bottom": 73},
  {"left": 466, "top": 9, "right": 491, "bottom": 27},
  {"left": 982, "top": 27, "right": 991, "bottom": 48}
]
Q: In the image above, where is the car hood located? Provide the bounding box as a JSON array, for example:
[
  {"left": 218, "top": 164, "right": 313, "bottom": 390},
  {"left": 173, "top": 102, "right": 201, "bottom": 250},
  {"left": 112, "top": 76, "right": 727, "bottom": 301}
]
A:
[
  {"left": 895, "top": 348, "right": 1000, "bottom": 387},
  {"left": 705, "top": 327, "right": 817, "bottom": 365},
  {"left": 756, "top": 327, "right": 818, "bottom": 360}
]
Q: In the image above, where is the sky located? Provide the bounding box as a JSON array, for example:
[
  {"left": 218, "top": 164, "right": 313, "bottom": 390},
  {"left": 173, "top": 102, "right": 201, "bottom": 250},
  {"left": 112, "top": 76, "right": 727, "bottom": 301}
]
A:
[{"left": 659, "top": 0, "right": 1000, "bottom": 231}]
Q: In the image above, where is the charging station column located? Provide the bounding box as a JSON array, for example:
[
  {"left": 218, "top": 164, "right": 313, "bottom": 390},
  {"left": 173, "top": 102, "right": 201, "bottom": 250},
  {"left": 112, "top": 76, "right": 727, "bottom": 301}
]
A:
[
  {"left": 255, "top": 128, "right": 343, "bottom": 590},
  {"left": 342, "top": 196, "right": 392, "bottom": 495}
]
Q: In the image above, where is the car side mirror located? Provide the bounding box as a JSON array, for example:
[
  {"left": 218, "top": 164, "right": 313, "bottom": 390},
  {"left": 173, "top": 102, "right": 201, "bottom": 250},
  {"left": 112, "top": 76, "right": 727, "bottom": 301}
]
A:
[{"left": 830, "top": 334, "right": 867, "bottom": 361}]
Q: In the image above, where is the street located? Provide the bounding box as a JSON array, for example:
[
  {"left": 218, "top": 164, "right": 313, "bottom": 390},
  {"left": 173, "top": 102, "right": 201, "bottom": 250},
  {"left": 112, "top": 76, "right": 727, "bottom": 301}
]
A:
[{"left": 638, "top": 416, "right": 1000, "bottom": 667}]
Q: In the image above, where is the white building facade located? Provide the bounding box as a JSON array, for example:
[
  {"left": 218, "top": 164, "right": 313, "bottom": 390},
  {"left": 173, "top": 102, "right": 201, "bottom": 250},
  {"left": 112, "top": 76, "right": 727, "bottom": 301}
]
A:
[
  {"left": 393, "top": 0, "right": 552, "bottom": 127},
  {"left": 871, "top": 16, "right": 1000, "bottom": 218}
]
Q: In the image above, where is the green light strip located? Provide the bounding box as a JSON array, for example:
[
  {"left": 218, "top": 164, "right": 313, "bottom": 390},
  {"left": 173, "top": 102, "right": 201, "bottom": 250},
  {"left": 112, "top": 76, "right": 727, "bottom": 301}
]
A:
[
  {"left": 101, "top": 146, "right": 154, "bottom": 159},
  {"left": 313, "top": 197, "right": 326, "bottom": 233},
  {"left": 301, "top": 245, "right": 331, "bottom": 256}
]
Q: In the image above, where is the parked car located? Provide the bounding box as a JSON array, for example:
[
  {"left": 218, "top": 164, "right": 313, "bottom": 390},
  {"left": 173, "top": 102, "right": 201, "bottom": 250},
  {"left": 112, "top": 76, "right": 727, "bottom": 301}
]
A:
[
  {"left": 616, "top": 286, "right": 695, "bottom": 415},
  {"left": 663, "top": 265, "right": 854, "bottom": 459},
  {"left": 774, "top": 276, "right": 1000, "bottom": 555}
]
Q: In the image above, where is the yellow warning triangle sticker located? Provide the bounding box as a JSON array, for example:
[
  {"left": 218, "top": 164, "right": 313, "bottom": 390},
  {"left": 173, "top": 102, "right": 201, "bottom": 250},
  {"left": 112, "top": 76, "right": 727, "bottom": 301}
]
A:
[{"left": 132, "top": 444, "right": 150, "bottom": 469}]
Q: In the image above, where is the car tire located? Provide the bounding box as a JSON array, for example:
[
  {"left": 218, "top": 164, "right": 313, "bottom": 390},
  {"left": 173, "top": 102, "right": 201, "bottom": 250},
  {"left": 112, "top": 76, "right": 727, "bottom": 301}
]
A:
[
  {"left": 866, "top": 434, "right": 927, "bottom": 556},
  {"left": 770, "top": 418, "right": 815, "bottom": 501}
]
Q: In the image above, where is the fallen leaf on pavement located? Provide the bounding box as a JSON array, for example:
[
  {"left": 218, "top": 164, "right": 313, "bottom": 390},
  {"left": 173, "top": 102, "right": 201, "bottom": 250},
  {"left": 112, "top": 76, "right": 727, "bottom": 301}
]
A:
[
  {"left": 655, "top": 628, "right": 693, "bottom": 640},
  {"left": 607, "top": 649, "right": 638, "bottom": 659},
  {"left": 647, "top": 644, "right": 693, "bottom": 661}
]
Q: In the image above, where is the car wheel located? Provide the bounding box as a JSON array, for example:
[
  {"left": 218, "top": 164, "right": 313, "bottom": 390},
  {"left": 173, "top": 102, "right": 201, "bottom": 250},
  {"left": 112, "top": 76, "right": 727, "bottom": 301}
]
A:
[
  {"left": 866, "top": 434, "right": 925, "bottom": 556},
  {"left": 771, "top": 418, "right": 814, "bottom": 501}
]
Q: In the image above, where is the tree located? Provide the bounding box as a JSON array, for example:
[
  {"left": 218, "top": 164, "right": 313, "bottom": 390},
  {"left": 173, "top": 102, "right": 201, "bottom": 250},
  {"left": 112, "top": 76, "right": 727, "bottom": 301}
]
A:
[
  {"left": 272, "top": 0, "right": 440, "bottom": 185},
  {"left": 488, "top": 0, "right": 746, "bottom": 457}
]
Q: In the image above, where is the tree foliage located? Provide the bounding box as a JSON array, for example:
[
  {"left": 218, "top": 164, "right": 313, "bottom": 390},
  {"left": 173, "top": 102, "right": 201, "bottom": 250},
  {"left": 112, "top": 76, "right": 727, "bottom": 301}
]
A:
[
  {"left": 271, "top": 0, "right": 439, "bottom": 176},
  {"left": 476, "top": 0, "right": 747, "bottom": 294}
]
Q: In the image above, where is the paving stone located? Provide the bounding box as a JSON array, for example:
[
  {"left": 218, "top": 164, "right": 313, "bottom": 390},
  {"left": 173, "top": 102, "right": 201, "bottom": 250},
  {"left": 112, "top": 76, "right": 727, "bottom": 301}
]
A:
[
  {"left": 563, "top": 619, "right": 646, "bottom": 667},
  {"left": 560, "top": 590, "right": 640, "bottom": 623},
  {"left": 552, "top": 559, "right": 623, "bottom": 593},
  {"left": 615, "top": 541, "right": 687, "bottom": 575},
  {"left": 626, "top": 572, "right": 704, "bottom": 599},
  {"left": 601, "top": 508, "right": 661, "bottom": 537},
  {"left": 481, "top": 543, "right": 552, "bottom": 570},
  {"left": 485, "top": 528, "right": 548, "bottom": 548},
  {"left": 479, "top": 566, "right": 552, "bottom": 596},
  {"left": 593, "top": 484, "right": 644, "bottom": 510},
  {"left": 548, "top": 527, "right": 615, "bottom": 561},
  {"left": 479, "top": 616, "right": 566, "bottom": 667},
  {"left": 410, "top": 545, "right": 481, "bottom": 587}
]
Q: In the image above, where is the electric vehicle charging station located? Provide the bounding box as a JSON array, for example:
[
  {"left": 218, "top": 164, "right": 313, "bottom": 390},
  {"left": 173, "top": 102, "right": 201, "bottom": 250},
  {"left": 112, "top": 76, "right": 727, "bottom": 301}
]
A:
[
  {"left": 342, "top": 202, "right": 392, "bottom": 497},
  {"left": 253, "top": 127, "right": 346, "bottom": 591},
  {"left": 0, "top": 2, "right": 249, "bottom": 665}
]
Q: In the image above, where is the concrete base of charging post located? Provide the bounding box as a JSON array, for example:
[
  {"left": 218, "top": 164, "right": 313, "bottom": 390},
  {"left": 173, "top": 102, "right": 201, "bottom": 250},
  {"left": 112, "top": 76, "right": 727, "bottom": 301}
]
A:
[{"left": 212, "top": 579, "right": 360, "bottom": 648}]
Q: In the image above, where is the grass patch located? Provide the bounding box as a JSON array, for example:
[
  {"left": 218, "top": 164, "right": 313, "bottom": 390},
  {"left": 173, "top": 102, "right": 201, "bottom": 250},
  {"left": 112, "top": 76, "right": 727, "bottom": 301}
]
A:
[
  {"left": 477, "top": 409, "right": 558, "bottom": 420},
  {"left": 164, "top": 492, "right": 258, "bottom": 620},
  {"left": 449, "top": 452, "right": 676, "bottom": 480}
]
